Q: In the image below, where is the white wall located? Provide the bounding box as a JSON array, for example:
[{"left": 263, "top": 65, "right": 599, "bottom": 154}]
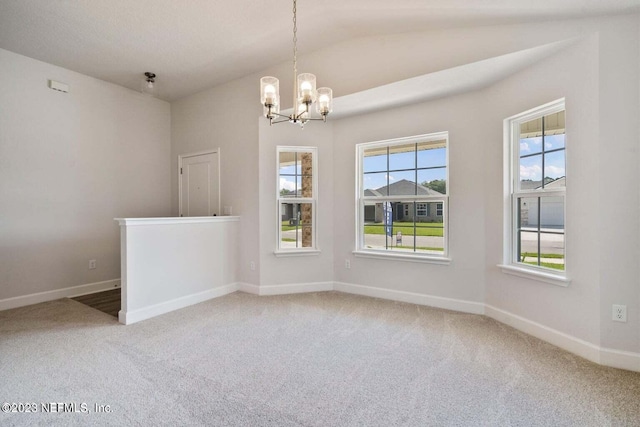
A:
[
  {"left": 332, "top": 92, "right": 486, "bottom": 304},
  {"left": 118, "top": 217, "right": 239, "bottom": 324},
  {"left": 483, "top": 35, "right": 602, "bottom": 347},
  {"left": 170, "top": 14, "right": 639, "bottom": 358},
  {"left": 0, "top": 48, "right": 171, "bottom": 301},
  {"left": 170, "top": 78, "right": 261, "bottom": 285},
  {"left": 258, "top": 119, "right": 334, "bottom": 287}
]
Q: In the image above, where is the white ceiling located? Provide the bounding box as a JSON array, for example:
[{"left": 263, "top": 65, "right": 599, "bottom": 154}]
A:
[{"left": 0, "top": 0, "right": 638, "bottom": 101}]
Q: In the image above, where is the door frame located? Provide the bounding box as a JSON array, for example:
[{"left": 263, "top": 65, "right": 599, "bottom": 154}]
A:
[{"left": 178, "top": 148, "right": 221, "bottom": 217}]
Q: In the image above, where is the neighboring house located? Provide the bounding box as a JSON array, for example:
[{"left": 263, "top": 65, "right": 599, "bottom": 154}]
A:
[
  {"left": 519, "top": 177, "right": 565, "bottom": 228},
  {"left": 364, "top": 179, "right": 444, "bottom": 223}
]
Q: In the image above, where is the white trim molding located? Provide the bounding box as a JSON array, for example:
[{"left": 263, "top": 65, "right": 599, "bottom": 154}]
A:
[
  {"left": 115, "top": 216, "right": 240, "bottom": 226},
  {"left": 0, "top": 279, "right": 121, "bottom": 312},
  {"left": 485, "top": 304, "right": 640, "bottom": 373},
  {"left": 498, "top": 264, "right": 570, "bottom": 287},
  {"left": 334, "top": 281, "right": 484, "bottom": 315},
  {"left": 354, "top": 250, "right": 451, "bottom": 265},
  {"left": 253, "top": 281, "right": 333, "bottom": 296},
  {"left": 119, "top": 283, "right": 238, "bottom": 325}
]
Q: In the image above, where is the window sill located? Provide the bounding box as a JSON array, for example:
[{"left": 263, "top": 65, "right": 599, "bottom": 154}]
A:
[
  {"left": 353, "top": 250, "right": 451, "bottom": 265},
  {"left": 498, "top": 264, "right": 570, "bottom": 287},
  {"left": 274, "top": 249, "right": 321, "bottom": 257}
]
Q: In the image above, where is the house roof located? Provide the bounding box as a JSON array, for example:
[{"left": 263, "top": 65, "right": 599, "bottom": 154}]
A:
[
  {"left": 520, "top": 176, "right": 565, "bottom": 190},
  {"left": 371, "top": 179, "right": 443, "bottom": 196}
]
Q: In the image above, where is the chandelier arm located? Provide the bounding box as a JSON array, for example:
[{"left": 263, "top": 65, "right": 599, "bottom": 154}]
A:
[
  {"left": 271, "top": 118, "right": 293, "bottom": 125},
  {"left": 269, "top": 111, "right": 292, "bottom": 119}
]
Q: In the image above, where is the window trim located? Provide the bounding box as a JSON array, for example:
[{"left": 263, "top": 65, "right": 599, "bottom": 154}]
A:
[
  {"left": 355, "top": 132, "right": 449, "bottom": 262},
  {"left": 502, "top": 99, "right": 570, "bottom": 285},
  {"left": 276, "top": 146, "right": 319, "bottom": 254}
]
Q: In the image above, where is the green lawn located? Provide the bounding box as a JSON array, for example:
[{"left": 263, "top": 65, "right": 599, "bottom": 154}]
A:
[
  {"left": 281, "top": 221, "right": 309, "bottom": 232},
  {"left": 521, "top": 252, "right": 565, "bottom": 271},
  {"left": 521, "top": 252, "right": 564, "bottom": 259},
  {"left": 396, "top": 245, "right": 444, "bottom": 252},
  {"left": 364, "top": 222, "right": 443, "bottom": 237},
  {"left": 523, "top": 261, "right": 565, "bottom": 271}
]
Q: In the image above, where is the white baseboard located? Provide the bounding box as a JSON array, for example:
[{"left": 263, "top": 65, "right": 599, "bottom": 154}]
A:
[
  {"left": 600, "top": 347, "right": 640, "bottom": 372},
  {"left": 237, "top": 282, "right": 260, "bottom": 295},
  {"left": 334, "top": 281, "right": 485, "bottom": 315},
  {"left": 485, "top": 304, "right": 640, "bottom": 372},
  {"left": 119, "top": 283, "right": 238, "bottom": 325},
  {"left": 256, "top": 281, "right": 334, "bottom": 296},
  {"left": 0, "top": 279, "right": 121, "bottom": 312}
]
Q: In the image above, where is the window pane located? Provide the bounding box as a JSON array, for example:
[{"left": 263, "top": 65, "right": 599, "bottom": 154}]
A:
[
  {"left": 279, "top": 151, "right": 313, "bottom": 198},
  {"left": 362, "top": 220, "right": 445, "bottom": 254},
  {"left": 417, "top": 140, "right": 446, "bottom": 169},
  {"left": 417, "top": 168, "right": 446, "bottom": 195},
  {"left": 363, "top": 147, "right": 387, "bottom": 173},
  {"left": 279, "top": 176, "right": 297, "bottom": 196},
  {"left": 520, "top": 117, "right": 543, "bottom": 139},
  {"left": 519, "top": 154, "right": 542, "bottom": 189},
  {"left": 544, "top": 110, "right": 565, "bottom": 137},
  {"left": 389, "top": 143, "right": 415, "bottom": 171},
  {"left": 363, "top": 225, "right": 391, "bottom": 250},
  {"left": 518, "top": 230, "right": 538, "bottom": 263},
  {"left": 280, "top": 203, "right": 313, "bottom": 248},
  {"left": 518, "top": 197, "right": 538, "bottom": 229},
  {"left": 543, "top": 150, "right": 565, "bottom": 186},
  {"left": 540, "top": 196, "right": 564, "bottom": 229},
  {"left": 363, "top": 172, "right": 388, "bottom": 196},
  {"left": 544, "top": 134, "right": 565, "bottom": 151},
  {"left": 279, "top": 151, "right": 297, "bottom": 175},
  {"left": 540, "top": 232, "right": 565, "bottom": 271},
  {"left": 387, "top": 171, "right": 417, "bottom": 196},
  {"left": 520, "top": 136, "right": 542, "bottom": 156}
]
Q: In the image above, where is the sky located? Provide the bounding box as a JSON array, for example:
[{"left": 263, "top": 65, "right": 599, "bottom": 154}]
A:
[
  {"left": 519, "top": 134, "right": 566, "bottom": 182},
  {"left": 362, "top": 146, "right": 447, "bottom": 191}
]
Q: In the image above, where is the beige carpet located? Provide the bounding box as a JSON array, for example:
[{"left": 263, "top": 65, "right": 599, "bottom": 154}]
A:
[{"left": 1, "top": 291, "right": 639, "bottom": 426}]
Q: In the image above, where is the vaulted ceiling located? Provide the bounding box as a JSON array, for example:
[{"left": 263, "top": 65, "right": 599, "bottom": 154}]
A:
[{"left": 1, "top": 0, "right": 638, "bottom": 101}]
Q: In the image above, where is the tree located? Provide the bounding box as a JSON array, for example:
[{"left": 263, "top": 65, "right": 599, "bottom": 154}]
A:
[
  {"left": 422, "top": 179, "right": 446, "bottom": 194},
  {"left": 280, "top": 188, "right": 293, "bottom": 196}
]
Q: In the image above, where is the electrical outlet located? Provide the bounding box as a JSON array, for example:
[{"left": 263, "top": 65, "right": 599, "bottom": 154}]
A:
[
  {"left": 612, "top": 304, "right": 627, "bottom": 322},
  {"left": 345, "top": 259, "right": 351, "bottom": 269},
  {"left": 250, "top": 261, "right": 256, "bottom": 271},
  {"left": 89, "top": 259, "right": 97, "bottom": 270}
]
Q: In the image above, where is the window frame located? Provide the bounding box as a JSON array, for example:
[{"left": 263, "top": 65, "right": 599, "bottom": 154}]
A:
[
  {"left": 276, "top": 146, "right": 319, "bottom": 256},
  {"left": 355, "top": 132, "right": 450, "bottom": 263},
  {"left": 500, "top": 99, "right": 570, "bottom": 285}
]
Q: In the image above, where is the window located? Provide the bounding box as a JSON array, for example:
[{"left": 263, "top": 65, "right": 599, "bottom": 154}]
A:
[
  {"left": 356, "top": 132, "right": 448, "bottom": 259},
  {"left": 504, "top": 99, "right": 566, "bottom": 278},
  {"left": 277, "top": 147, "right": 318, "bottom": 253}
]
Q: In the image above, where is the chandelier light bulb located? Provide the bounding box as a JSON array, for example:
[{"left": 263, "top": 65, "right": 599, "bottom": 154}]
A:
[
  {"left": 264, "top": 84, "right": 276, "bottom": 105},
  {"left": 259, "top": 1, "right": 332, "bottom": 126}
]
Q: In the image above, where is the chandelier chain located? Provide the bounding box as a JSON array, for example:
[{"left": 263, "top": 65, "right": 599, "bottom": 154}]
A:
[{"left": 293, "top": 0, "right": 297, "bottom": 77}]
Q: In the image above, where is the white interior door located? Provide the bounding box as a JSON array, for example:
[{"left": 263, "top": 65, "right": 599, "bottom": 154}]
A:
[{"left": 179, "top": 150, "right": 220, "bottom": 217}]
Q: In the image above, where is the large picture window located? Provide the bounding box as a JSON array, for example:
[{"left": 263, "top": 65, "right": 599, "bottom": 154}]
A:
[
  {"left": 356, "top": 132, "right": 448, "bottom": 259},
  {"left": 505, "top": 99, "right": 566, "bottom": 276},
  {"left": 277, "top": 147, "right": 317, "bottom": 252}
]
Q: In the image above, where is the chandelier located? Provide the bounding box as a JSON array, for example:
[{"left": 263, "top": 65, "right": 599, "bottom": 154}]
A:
[{"left": 260, "top": 0, "right": 333, "bottom": 127}]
